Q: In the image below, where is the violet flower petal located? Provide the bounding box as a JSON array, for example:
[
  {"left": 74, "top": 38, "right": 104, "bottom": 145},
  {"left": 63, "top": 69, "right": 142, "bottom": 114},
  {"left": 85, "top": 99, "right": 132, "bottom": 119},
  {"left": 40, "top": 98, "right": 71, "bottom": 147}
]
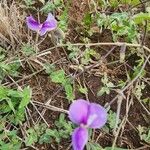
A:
[
  {"left": 69, "top": 99, "right": 89, "bottom": 125},
  {"left": 26, "top": 16, "right": 41, "bottom": 31},
  {"left": 39, "top": 13, "right": 57, "bottom": 36},
  {"left": 87, "top": 103, "right": 107, "bottom": 129},
  {"left": 72, "top": 127, "right": 88, "bottom": 150}
]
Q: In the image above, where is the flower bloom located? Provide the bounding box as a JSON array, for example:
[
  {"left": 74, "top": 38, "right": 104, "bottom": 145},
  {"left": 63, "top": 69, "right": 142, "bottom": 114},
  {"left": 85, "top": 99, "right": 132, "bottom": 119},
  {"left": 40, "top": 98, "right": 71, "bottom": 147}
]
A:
[
  {"left": 69, "top": 99, "right": 107, "bottom": 150},
  {"left": 26, "top": 13, "right": 57, "bottom": 36}
]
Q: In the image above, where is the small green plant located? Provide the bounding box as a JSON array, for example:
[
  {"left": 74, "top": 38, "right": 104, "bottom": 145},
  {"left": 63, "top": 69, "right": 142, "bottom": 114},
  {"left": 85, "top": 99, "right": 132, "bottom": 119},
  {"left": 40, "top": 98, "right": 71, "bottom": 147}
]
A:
[
  {"left": 39, "top": 114, "right": 73, "bottom": 144},
  {"left": 86, "top": 142, "right": 103, "bottom": 150},
  {"left": 40, "top": 0, "right": 63, "bottom": 13},
  {"left": 107, "top": 110, "right": 121, "bottom": 129},
  {"left": 0, "top": 86, "right": 31, "bottom": 124},
  {"left": 137, "top": 125, "right": 150, "bottom": 143},
  {"left": 78, "top": 85, "right": 88, "bottom": 95},
  {"left": 22, "top": 43, "right": 35, "bottom": 56},
  {"left": 45, "top": 64, "right": 74, "bottom": 101},
  {"left": 134, "top": 81, "right": 145, "bottom": 100},
  {"left": 131, "top": 57, "right": 145, "bottom": 79},
  {"left": 67, "top": 42, "right": 80, "bottom": 60},
  {"left": 25, "top": 123, "right": 47, "bottom": 146},
  {"left": 58, "top": 8, "right": 69, "bottom": 31},
  {"left": 81, "top": 48, "right": 100, "bottom": 65},
  {"left": 0, "top": 128, "right": 22, "bottom": 150},
  {"left": 97, "top": 12, "right": 138, "bottom": 42},
  {"left": 23, "top": 0, "right": 36, "bottom": 9},
  {"left": 97, "top": 73, "right": 115, "bottom": 96},
  {"left": 50, "top": 69, "right": 75, "bottom": 101},
  {"left": 0, "top": 48, "right": 20, "bottom": 83},
  {"left": 0, "top": 86, "right": 32, "bottom": 149}
]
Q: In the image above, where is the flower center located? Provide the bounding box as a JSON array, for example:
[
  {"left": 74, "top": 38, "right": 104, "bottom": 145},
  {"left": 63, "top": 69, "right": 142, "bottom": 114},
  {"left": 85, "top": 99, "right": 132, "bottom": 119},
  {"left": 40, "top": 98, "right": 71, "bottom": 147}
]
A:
[
  {"left": 87, "top": 114, "right": 97, "bottom": 126},
  {"left": 80, "top": 123, "right": 88, "bottom": 128}
]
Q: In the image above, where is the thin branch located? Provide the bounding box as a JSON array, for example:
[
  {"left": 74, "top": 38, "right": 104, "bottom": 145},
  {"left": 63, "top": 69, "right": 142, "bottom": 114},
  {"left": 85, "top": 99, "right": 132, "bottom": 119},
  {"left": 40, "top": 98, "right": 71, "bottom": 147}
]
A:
[
  {"left": 33, "top": 101, "right": 68, "bottom": 114},
  {"left": 37, "top": 42, "right": 150, "bottom": 56}
]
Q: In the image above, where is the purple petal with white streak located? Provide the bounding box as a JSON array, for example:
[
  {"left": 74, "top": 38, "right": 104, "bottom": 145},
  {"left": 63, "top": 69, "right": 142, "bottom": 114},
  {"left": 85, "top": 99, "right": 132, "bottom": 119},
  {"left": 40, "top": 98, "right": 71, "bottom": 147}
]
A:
[
  {"left": 72, "top": 127, "right": 88, "bottom": 150},
  {"left": 69, "top": 99, "right": 89, "bottom": 125},
  {"left": 26, "top": 16, "right": 41, "bottom": 31},
  {"left": 39, "top": 13, "right": 57, "bottom": 36},
  {"left": 87, "top": 103, "right": 107, "bottom": 129}
]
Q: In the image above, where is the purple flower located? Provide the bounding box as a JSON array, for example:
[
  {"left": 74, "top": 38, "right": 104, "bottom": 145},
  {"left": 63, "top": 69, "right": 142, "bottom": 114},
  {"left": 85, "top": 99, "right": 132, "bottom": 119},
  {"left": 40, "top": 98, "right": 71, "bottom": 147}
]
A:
[
  {"left": 26, "top": 13, "right": 57, "bottom": 36},
  {"left": 69, "top": 99, "right": 107, "bottom": 150}
]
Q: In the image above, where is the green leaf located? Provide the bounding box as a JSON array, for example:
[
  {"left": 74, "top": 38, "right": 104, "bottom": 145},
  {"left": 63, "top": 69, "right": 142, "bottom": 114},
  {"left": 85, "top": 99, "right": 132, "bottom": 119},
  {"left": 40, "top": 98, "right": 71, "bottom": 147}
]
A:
[
  {"left": 50, "top": 70, "right": 66, "bottom": 84},
  {"left": 86, "top": 142, "right": 103, "bottom": 150},
  {"left": 133, "top": 12, "right": 150, "bottom": 24},
  {"left": 44, "top": 63, "right": 55, "bottom": 75},
  {"left": 19, "top": 87, "right": 31, "bottom": 109},
  {"left": 79, "top": 86, "right": 88, "bottom": 94},
  {"left": 132, "top": 58, "right": 145, "bottom": 79},
  {"left": 58, "top": 9, "right": 68, "bottom": 31},
  {"left": 0, "top": 86, "right": 8, "bottom": 101},
  {"left": 6, "top": 98, "right": 15, "bottom": 113},
  {"left": 22, "top": 44, "right": 35, "bottom": 56},
  {"left": 83, "top": 13, "right": 92, "bottom": 28},
  {"left": 97, "top": 87, "right": 109, "bottom": 96},
  {"left": 25, "top": 128, "right": 38, "bottom": 146},
  {"left": 108, "top": 110, "right": 121, "bottom": 129},
  {"left": 40, "top": 2, "right": 55, "bottom": 13},
  {"left": 64, "top": 81, "right": 74, "bottom": 101}
]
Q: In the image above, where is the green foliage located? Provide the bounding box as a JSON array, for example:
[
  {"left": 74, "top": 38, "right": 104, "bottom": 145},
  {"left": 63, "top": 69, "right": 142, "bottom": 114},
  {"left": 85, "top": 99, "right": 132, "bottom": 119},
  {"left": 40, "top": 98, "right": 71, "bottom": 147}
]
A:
[
  {"left": 82, "top": 13, "right": 93, "bottom": 29},
  {"left": 78, "top": 85, "right": 88, "bottom": 94},
  {"left": 107, "top": 110, "right": 121, "bottom": 129},
  {"left": 97, "top": 12, "right": 138, "bottom": 42},
  {"left": 96, "top": 5, "right": 150, "bottom": 42},
  {"left": 58, "top": 9, "right": 69, "bottom": 31},
  {"left": 87, "top": 142, "right": 103, "bottom": 150},
  {"left": 134, "top": 81, "right": 145, "bottom": 99},
  {"left": 133, "top": 12, "right": 150, "bottom": 24},
  {"left": 131, "top": 58, "right": 145, "bottom": 79},
  {"left": 133, "top": 7, "right": 150, "bottom": 31},
  {"left": 45, "top": 64, "right": 74, "bottom": 100},
  {"left": 0, "top": 61, "right": 20, "bottom": 84},
  {"left": 0, "top": 129, "right": 22, "bottom": 150},
  {"left": 44, "top": 63, "right": 56, "bottom": 74},
  {"left": 40, "top": 2, "right": 55, "bottom": 13},
  {"left": 25, "top": 124, "right": 47, "bottom": 146},
  {"left": 39, "top": 114, "right": 73, "bottom": 144},
  {"left": 23, "top": 0, "right": 36, "bottom": 9},
  {"left": 0, "top": 47, "right": 20, "bottom": 83},
  {"left": 24, "top": 0, "right": 35, "bottom": 6},
  {"left": 19, "top": 87, "right": 32, "bottom": 109},
  {"left": 22, "top": 44, "right": 35, "bottom": 56},
  {"left": 110, "top": 12, "right": 137, "bottom": 42},
  {"left": 40, "top": 0, "right": 63, "bottom": 13},
  {"left": 0, "top": 86, "right": 31, "bottom": 124},
  {"left": 50, "top": 69, "right": 74, "bottom": 101},
  {"left": 137, "top": 125, "right": 150, "bottom": 143},
  {"left": 97, "top": 73, "right": 115, "bottom": 96},
  {"left": 67, "top": 42, "right": 99, "bottom": 67},
  {"left": 81, "top": 48, "right": 100, "bottom": 65},
  {"left": 0, "top": 86, "right": 31, "bottom": 149},
  {"left": 50, "top": 69, "right": 66, "bottom": 83},
  {"left": 67, "top": 42, "right": 80, "bottom": 60}
]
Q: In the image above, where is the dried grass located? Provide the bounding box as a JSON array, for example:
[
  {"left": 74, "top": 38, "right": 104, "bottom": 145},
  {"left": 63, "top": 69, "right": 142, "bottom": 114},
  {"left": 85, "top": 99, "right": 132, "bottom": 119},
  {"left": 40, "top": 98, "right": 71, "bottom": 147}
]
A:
[{"left": 0, "top": 0, "right": 26, "bottom": 47}]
